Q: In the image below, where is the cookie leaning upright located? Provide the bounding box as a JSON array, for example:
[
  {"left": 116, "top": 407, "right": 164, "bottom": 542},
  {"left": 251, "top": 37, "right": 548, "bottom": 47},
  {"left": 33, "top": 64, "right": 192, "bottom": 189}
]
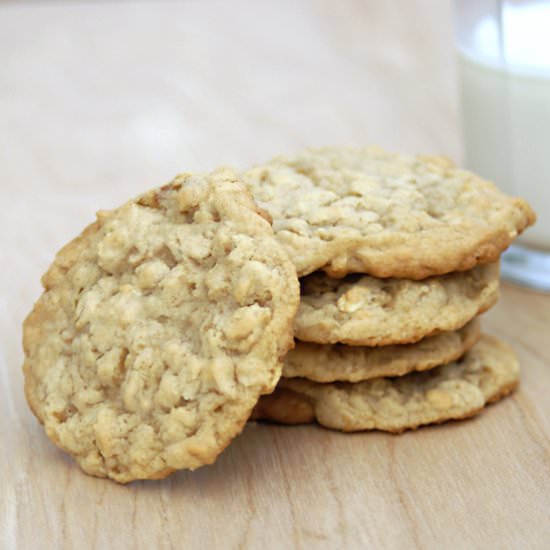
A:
[
  {"left": 242, "top": 146, "right": 535, "bottom": 278},
  {"left": 23, "top": 169, "right": 300, "bottom": 483}
]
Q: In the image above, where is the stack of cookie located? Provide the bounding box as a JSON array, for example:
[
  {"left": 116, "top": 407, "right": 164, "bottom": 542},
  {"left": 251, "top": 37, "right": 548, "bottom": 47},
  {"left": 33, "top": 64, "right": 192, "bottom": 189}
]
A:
[
  {"left": 22, "top": 146, "right": 535, "bottom": 483},
  {"left": 243, "top": 147, "right": 535, "bottom": 432}
]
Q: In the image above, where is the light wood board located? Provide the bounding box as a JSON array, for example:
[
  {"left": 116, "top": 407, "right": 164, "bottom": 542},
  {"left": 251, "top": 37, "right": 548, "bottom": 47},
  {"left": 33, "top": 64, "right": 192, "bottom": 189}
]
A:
[{"left": 1, "top": 1, "right": 549, "bottom": 548}]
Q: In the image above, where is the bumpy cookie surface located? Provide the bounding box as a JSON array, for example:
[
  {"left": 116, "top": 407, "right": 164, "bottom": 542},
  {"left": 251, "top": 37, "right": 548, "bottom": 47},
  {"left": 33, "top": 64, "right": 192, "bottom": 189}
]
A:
[
  {"left": 252, "top": 334, "right": 519, "bottom": 432},
  {"left": 23, "top": 170, "right": 300, "bottom": 483},
  {"left": 296, "top": 263, "right": 498, "bottom": 346},
  {"left": 242, "top": 146, "right": 535, "bottom": 278},
  {"left": 284, "top": 319, "right": 480, "bottom": 383}
]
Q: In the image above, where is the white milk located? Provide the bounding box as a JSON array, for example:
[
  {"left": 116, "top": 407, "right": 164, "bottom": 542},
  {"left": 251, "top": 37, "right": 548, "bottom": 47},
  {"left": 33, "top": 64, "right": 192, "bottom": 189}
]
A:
[{"left": 457, "top": 1, "right": 550, "bottom": 250}]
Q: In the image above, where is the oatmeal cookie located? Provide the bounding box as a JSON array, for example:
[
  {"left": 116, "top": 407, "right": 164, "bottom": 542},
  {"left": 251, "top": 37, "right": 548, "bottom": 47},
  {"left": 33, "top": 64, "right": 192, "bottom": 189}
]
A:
[
  {"left": 23, "top": 170, "right": 300, "bottom": 482},
  {"left": 252, "top": 335, "right": 519, "bottom": 432},
  {"left": 295, "top": 263, "right": 498, "bottom": 346},
  {"left": 283, "top": 319, "right": 480, "bottom": 382},
  {"left": 242, "top": 146, "right": 535, "bottom": 277}
]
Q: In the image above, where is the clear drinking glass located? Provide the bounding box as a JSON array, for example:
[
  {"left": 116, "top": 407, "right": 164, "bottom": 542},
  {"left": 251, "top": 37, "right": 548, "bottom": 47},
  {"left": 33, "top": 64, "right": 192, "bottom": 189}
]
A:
[{"left": 454, "top": 0, "right": 550, "bottom": 292}]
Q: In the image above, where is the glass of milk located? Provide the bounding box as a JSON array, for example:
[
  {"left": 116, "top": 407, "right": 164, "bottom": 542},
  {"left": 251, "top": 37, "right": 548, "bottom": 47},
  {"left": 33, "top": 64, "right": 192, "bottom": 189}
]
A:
[{"left": 454, "top": 0, "right": 550, "bottom": 292}]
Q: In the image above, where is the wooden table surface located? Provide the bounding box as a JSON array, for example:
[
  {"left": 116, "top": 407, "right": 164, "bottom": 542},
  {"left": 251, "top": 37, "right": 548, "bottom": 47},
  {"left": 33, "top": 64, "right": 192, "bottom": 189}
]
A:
[{"left": 1, "top": 1, "right": 549, "bottom": 548}]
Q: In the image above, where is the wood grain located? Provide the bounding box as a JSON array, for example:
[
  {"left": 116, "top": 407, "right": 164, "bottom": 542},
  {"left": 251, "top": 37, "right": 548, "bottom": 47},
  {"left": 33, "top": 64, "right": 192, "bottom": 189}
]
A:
[{"left": 1, "top": 1, "right": 549, "bottom": 549}]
